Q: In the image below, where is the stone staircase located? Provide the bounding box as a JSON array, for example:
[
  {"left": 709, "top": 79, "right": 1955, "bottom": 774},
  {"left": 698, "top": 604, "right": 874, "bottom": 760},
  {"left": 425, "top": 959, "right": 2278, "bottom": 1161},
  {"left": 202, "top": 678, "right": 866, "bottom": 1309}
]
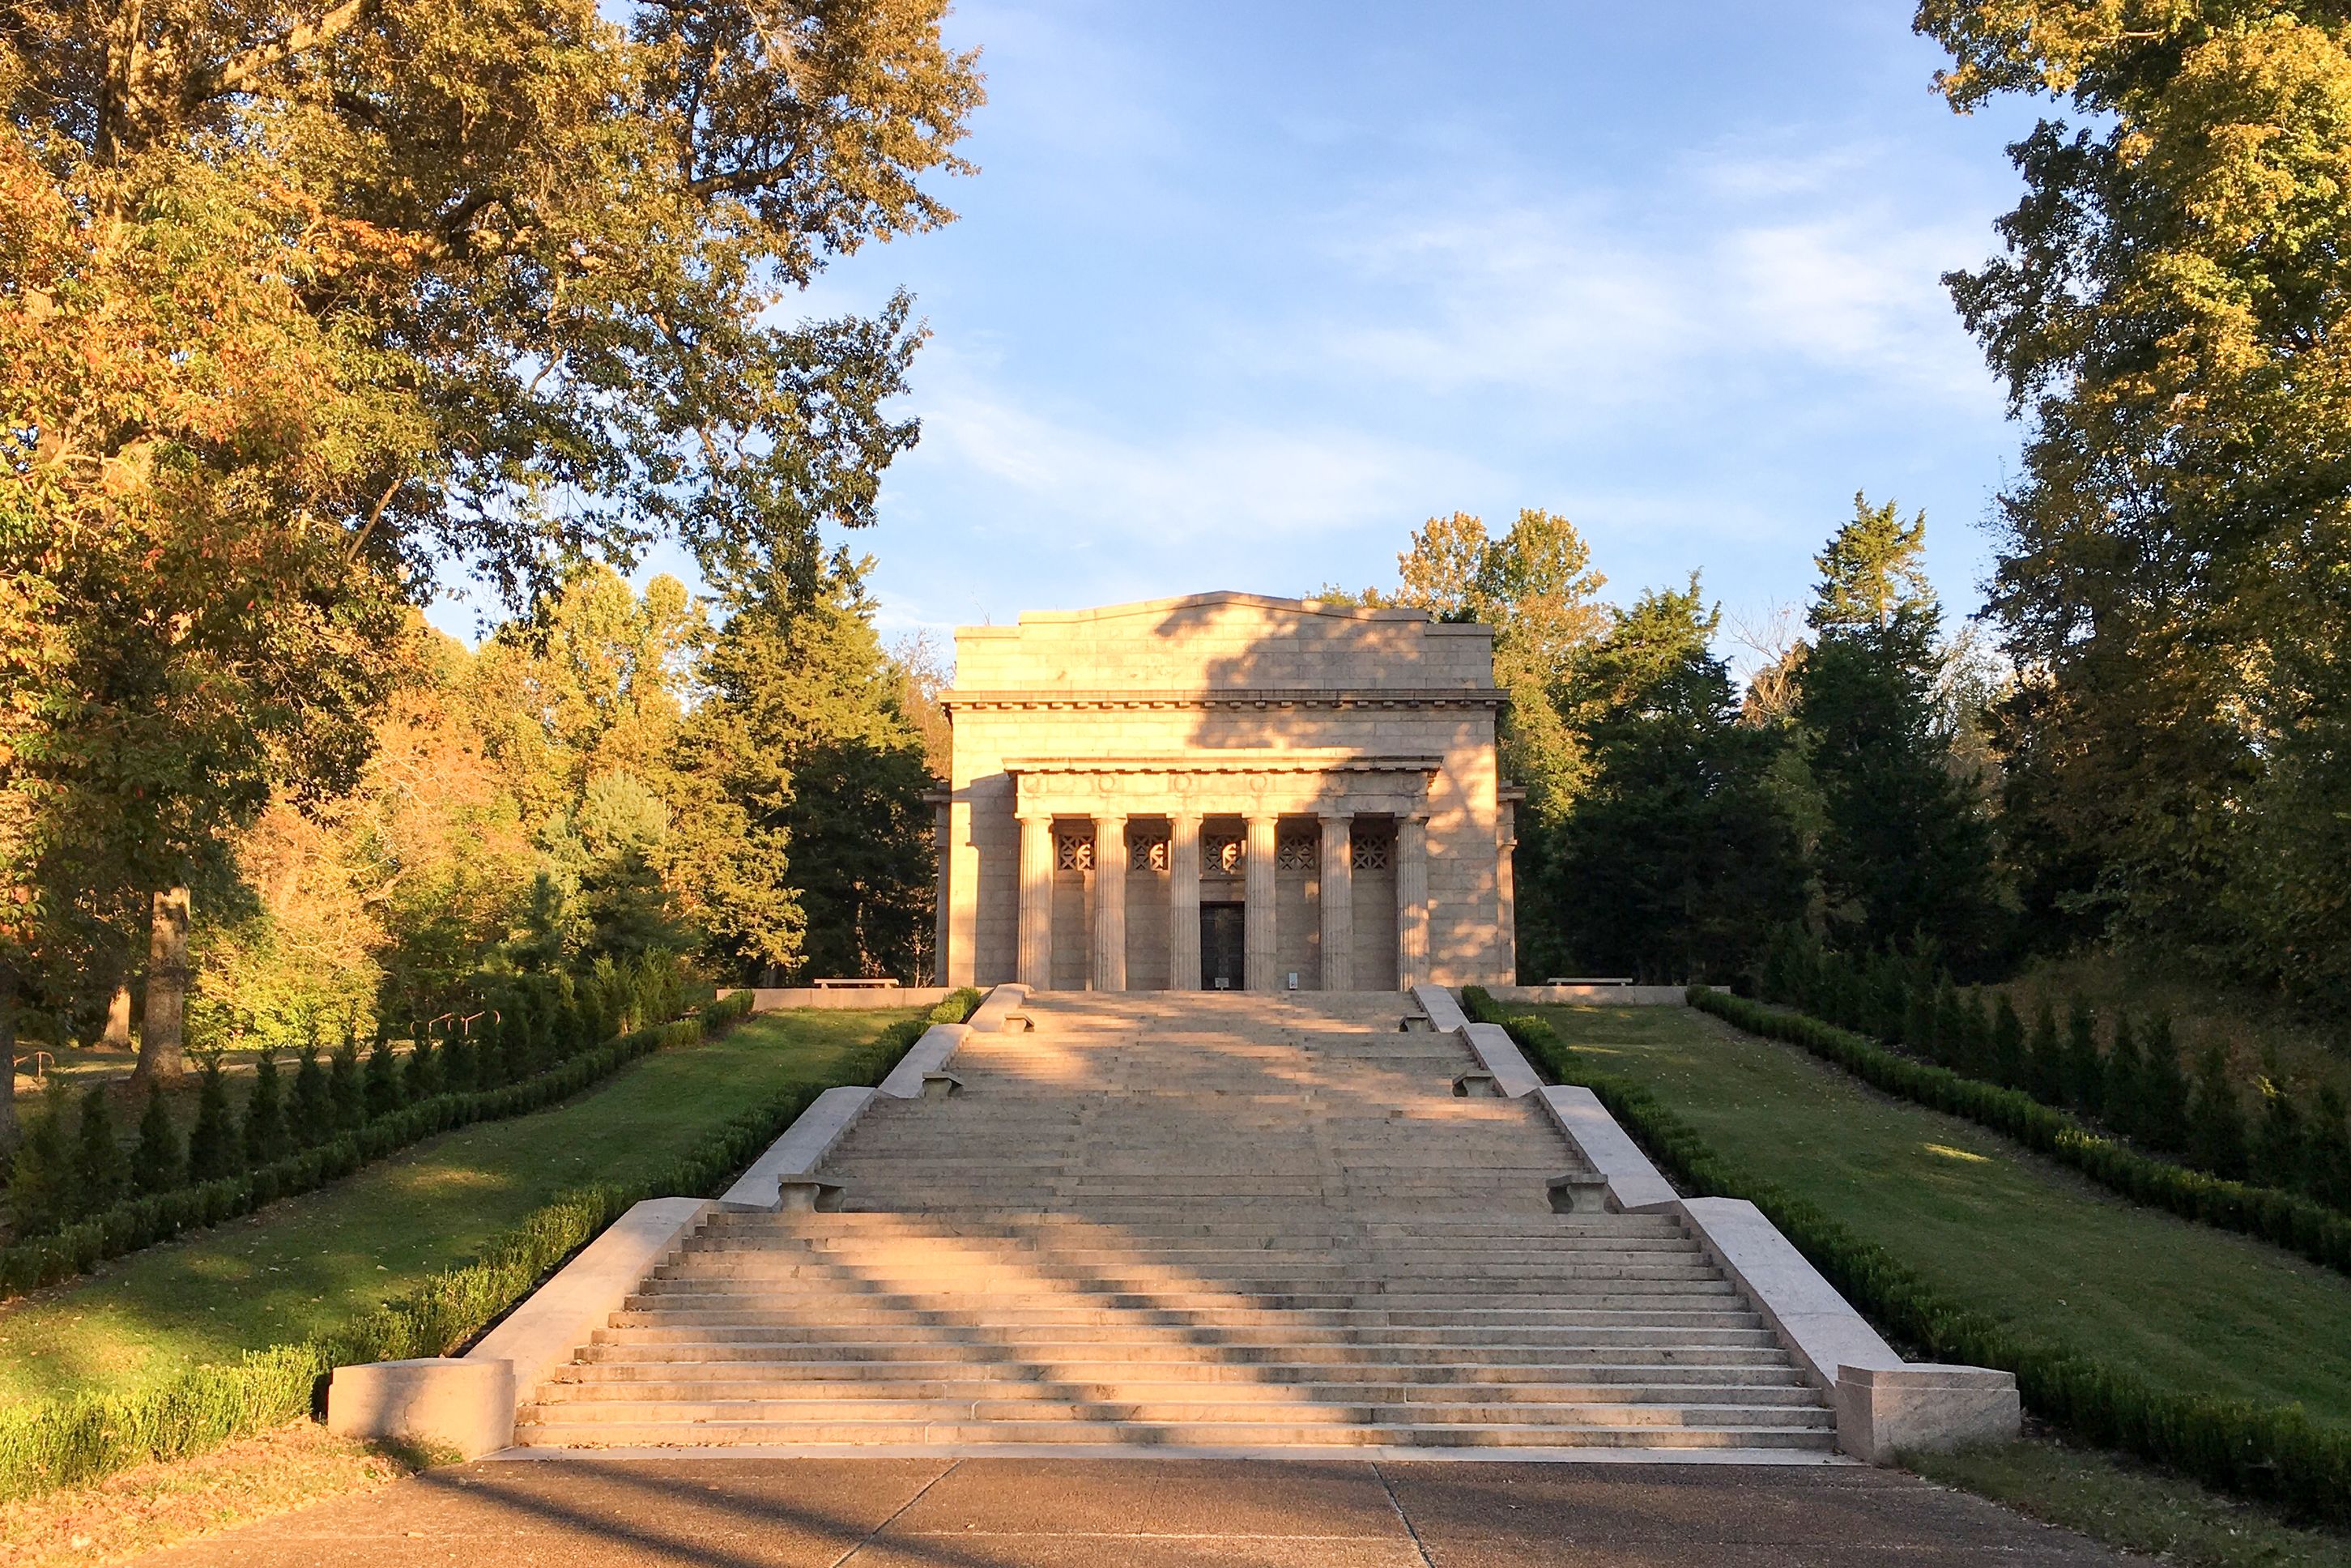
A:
[{"left": 516, "top": 991, "right": 1836, "bottom": 1455}]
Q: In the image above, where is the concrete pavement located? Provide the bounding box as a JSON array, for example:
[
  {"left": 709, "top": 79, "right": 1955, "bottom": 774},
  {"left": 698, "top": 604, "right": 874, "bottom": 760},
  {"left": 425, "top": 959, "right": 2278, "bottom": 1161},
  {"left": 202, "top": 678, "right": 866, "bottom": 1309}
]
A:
[{"left": 134, "top": 1457, "right": 2127, "bottom": 1566}]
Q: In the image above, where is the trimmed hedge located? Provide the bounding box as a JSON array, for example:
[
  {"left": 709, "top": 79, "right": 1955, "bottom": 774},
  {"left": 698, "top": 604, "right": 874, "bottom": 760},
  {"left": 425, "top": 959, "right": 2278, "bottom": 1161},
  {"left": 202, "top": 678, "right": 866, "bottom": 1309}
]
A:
[
  {"left": 0, "top": 992, "right": 759, "bottom": 1299},
  {"left": 1470, "top": 985, "right": 2351, "bottom": 1525},
  {"left": 1689, "top": 986, "right": 2351, "bottom": 1279},
  {"left": 0, "top": 985, "right": 981, "bottom": 1501}
]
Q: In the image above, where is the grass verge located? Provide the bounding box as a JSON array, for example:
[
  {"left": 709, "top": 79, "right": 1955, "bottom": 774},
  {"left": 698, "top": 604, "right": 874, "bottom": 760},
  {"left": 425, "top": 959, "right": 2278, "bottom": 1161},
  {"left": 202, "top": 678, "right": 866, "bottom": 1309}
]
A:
[
  {"left": 0, "top": 1421, "right": 426, "bottom": 1568},
  {"left": 1910, "top": 1437, "right": 2351, "bottom": 1568}
]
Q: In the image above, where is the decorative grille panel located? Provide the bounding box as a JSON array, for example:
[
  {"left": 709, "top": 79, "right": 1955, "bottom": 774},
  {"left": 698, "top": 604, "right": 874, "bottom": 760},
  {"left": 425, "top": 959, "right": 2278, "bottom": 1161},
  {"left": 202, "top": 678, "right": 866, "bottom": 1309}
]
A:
[
  {"left": 1351, "top": 835, "right": 1391, "bottom": 871},
  {"left": 1276, "top": 834, "right": 1318, "bottom": 871},
  {"left": 1129, "top": 837, "right": 1169, "bottom": 873},
  {"left": 1204, "top": 834, "right": 1245, "bottom": 874},
  {"left": 1055, "top": 831, "right": 1095, "bottom": 872}
]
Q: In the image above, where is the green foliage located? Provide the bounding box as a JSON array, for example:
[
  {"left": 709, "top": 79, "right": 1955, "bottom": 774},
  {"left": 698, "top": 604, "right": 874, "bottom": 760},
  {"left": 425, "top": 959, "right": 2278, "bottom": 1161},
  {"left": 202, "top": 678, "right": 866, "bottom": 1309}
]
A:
[
  {"left": 70, "top": 1084, "right": 125, "bottom": 1217},
  {"left": 328, "top": 1038, "right": 364, "bottom": 1132},
  {"left": 239, "top": 1052, "right": 287, "bottom": 1167},
  {"left": 1692, "top": 987, "right": 2351, "bottom": 1278},
  {"left": 1919, "top": 3, "right": 2351, "bottom": 1001},
  {"left": 129, "top": 1080, "right": 182, "bottom": 1197},
  {"left": 6, "top": 1082, "right": 69, "bottom": 1235},
  {"left": 289, "top": 1046, "right": 331, "bottom": 1149},
  {"left": 363, "top": 1034, "right": 399, "bottom": 1121},
  {"left": 1535, "top": 579, "right": 1804, "bottom": 982},
  {"left": 2191, "top": 1046, "right": 2252, "bottom": 1183},
  {"left": 2061, "top": 998, "right": 2105, "bottom": 1115},
  {"left": 2027, "top": 1000, "right": 2065, "bottom": 1105},
  {"left": 1796, "top": 495, "right": 2000, "bottom": 964},
  {"left": 184, "top": 1057, "right": 236, "bottom": 1184},
  {"left": 1992, "top": 994, "right": 2028, "bottom": 1088},
  {"left": 2143, "top": 1017, "right": 2194, "bottom": 1156}
]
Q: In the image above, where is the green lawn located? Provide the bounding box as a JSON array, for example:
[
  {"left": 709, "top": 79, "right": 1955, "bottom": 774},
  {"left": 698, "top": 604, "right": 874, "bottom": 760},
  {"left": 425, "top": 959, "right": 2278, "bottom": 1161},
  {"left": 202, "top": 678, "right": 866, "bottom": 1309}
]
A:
[
  {"left": 0, "top": 1008, "right": 917, "bottom": 1405},
  {"left": 1536, "top": 1005, "right": 2351, "bottom": 1421}
]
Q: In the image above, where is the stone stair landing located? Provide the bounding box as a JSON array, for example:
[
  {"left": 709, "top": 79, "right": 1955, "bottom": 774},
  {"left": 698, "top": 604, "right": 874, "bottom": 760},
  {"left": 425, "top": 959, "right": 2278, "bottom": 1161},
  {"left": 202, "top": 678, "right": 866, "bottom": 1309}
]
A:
[{"left": 516, "top": 991, "right": 1836, "bottom": 1456}]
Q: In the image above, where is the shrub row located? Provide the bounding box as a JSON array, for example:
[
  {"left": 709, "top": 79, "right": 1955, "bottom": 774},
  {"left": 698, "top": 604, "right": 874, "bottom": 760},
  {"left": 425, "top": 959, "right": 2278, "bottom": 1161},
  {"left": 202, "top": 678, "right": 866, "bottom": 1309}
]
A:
[
  {"left": 1470, "top": 985, "right": 2351, "bottom": 1523},
  {"left": 0, "top": 991, "right": 757, "bottom": 1300},
  {"left": 1689, "top": 986, "right": 2351, "bottom": 1278},
  {"left": 0, "top": 986, "right": 980, "bottom": 1501}
]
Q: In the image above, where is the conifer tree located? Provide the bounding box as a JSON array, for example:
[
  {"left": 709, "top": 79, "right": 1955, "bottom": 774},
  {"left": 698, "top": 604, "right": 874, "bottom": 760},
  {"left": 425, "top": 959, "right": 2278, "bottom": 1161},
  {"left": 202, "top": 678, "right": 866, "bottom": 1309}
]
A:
[
  {"left": 2187, "top": 1046, "right": 2250, "bottom": 1180},
  {"left": 472, "top": 1026, "right": 500, "bottom": 1093},
  {"left": 2253, "top": 1076, "right": 2307, "bottom": 1194},
  {"left": 2103, "top": 1012, "right": 2144, "bottom": 1140},
  {"left": 2311, "top": 1089, "right": 2351, "bottom": 1213},
  {"left": 185, "top": 1056, "right": 238, "bottom": 1182},
  {"left": 291, "top": 1046, "right": 332, "bottom": 1146},
  {"left": 329, "top": 1039, "right": 365, "bottom": 1131},
  {"left": 242, "top": 1051, "right": 289, "bottom": 1165},
  {"left": 402, "top": 1029, "right": 437, "bottom": 1102},
  {"left": 72, "top": 1083, "right": 126, "bottom": 1217},
  {"left": 1991, "top": 995, "right": 2027, "bottom": 1088},
  {"left": 2060, "top": 999, "right": 2105, "bottom": 1115},
  {"left": 129, "top": 1078, "right": 184, "bottom": 1195},
  {"left": 2026, "top": 1001, "right": 2065, "bottom": 1105},
  {"left": 7, "top": 1080, "right": 71, "bottom": 1235},
  {"left": 2140, "top": 1016, "right": 2193, "bottom": 1155},
  {"left": 365, "top": 1033, "right": 400, "bottom": 1118},
  {"left": 1958, "top": 991, "right": 1993, "bottom": 1078},
  {"left": 1903, "top": 983, "right": 1936, "bottom": 1056}
]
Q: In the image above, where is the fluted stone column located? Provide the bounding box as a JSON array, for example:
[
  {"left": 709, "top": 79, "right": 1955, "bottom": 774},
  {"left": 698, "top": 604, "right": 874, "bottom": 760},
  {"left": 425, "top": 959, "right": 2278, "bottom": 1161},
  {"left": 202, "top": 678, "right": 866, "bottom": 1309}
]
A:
[
  {"left": 1169, "top": 812, "right": 1202, "bottom": 991},
  {"left": 930, "top": 795, "right": 951, "bottom": 986},
  {"left": 1318, "top": 812, "right": 1354, "bottom": 991},
  {"left": 1396, "top": 812, "right": 1429, "bottom": 990},
  {"left": 1243, "top": 812, "right": 1278, "bottom": 991},
  {"left": 1091, "top": 812, "right": 1127, "bottom": 992},
  {"left": 1016, "top": 812, "right": 1054, "bottom": 989}
]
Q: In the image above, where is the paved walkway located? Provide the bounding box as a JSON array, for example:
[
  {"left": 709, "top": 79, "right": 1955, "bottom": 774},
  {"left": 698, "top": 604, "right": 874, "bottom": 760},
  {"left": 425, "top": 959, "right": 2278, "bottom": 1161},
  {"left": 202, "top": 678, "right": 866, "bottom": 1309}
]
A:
[{"left": 137, "top": 1457, "right": 2125, "bottom": 1566}]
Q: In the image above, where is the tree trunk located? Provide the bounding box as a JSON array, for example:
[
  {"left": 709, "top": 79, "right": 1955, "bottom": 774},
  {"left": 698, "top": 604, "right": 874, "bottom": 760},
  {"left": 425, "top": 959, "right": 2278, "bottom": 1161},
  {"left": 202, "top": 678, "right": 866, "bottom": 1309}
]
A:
[
  {"left": 0, "top": 953, "right": 19, "bottom": 1151},
  {"left": 135, "top": 887, "right": 190, "bottom": 1084},
  {"left": 101, "top": 983, "right": 134, "bottom": 1050}
]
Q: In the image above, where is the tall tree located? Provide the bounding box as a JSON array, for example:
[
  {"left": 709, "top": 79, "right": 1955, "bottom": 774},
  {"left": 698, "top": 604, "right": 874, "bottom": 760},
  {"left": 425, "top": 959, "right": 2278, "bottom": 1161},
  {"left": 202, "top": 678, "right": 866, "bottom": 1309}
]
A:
[
  {"left": 679, "top": 561, "right": 932, "bottom": 982},
  {"left": 1538, "top": 579, "right": 1805, "bottom": 982},
  {"left": 1795, "top": 495, "right": 2000, "bottom": 964},
  {"left": 1380, "top": 509, "right": 1611, "bottom": 978},
  {"left": 2, "top": 0, "right": 982, "bottom": 1049},
  {"left": 1918, "top": 1, "right": 2351, "bottom": 996}
]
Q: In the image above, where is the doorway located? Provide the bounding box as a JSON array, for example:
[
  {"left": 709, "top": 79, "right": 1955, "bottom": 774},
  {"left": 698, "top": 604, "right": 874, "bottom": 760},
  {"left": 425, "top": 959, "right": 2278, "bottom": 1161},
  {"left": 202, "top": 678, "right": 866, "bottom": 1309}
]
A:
[{"left": 1200, "top": 902, "right": 1245, "bottom": 990}]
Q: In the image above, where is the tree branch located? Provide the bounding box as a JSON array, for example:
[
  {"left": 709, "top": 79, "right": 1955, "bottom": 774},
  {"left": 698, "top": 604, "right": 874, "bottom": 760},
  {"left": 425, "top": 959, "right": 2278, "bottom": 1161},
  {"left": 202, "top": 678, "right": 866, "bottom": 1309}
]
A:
[{"left": 181, "top": 0, "right": 371, "bottom": 113}]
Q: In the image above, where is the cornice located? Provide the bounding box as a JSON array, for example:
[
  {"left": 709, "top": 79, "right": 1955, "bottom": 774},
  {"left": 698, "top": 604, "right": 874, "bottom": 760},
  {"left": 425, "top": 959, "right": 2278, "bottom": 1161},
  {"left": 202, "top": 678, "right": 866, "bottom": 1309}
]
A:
[
  {"left": 943, "top": 687, "right": 1507, "bottom": 712},
  {"left": 1004, "top": 751, "right": 1442, "bottom": 777}
]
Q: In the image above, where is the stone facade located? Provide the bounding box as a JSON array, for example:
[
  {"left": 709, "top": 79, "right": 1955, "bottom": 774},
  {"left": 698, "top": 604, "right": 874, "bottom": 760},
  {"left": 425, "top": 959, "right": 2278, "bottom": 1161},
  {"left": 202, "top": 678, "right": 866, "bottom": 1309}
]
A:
[{"left": 936, "top": 592, "right": 1517, "bottom": 991}]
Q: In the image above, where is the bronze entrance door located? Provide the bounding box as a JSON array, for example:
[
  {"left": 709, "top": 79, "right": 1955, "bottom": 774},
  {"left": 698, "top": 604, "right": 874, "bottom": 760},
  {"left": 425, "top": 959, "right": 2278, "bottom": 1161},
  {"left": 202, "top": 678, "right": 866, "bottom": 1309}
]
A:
[{"left": 1200, "top": 903, "right": 1245, "bottom": 990}]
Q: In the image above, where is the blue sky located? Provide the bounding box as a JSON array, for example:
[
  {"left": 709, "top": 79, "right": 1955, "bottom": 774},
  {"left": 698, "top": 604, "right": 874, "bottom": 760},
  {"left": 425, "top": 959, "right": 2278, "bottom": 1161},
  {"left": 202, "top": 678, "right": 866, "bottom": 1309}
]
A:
[{"left": 437, "top": 2, "right": 2048, "bottom": 671}]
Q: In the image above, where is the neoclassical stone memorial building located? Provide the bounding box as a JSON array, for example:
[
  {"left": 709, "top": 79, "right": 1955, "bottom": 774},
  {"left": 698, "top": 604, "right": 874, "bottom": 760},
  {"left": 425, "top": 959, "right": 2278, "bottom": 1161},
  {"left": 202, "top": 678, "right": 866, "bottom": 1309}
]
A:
[{"left": 934, "top": 592, "right": 1518, "bottom": 991}]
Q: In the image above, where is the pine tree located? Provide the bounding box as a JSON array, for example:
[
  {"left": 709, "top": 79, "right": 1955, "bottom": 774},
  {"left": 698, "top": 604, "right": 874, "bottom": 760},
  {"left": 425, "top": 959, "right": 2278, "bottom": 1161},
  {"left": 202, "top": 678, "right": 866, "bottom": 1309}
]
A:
[
  {"left": 2187, "top": 1046, "right": 2249, "bottom": 1180},
  {"left": 556, "top": 996, "right": 586, "bottom": 1059},
  {"left": 243, "top": 1050, "right": 289, "bottom": 1165},
  {"left": 1957, "top": 991, "right": 1993, "bottom": 1078},
  {"left": 365, "top": 1032, "right": 400, "bottom": 1118},
  {"left": 72, "top": 1083, "right": 126, "bottom": 1218},
  {"left": 291, "top": 1046, "right": 332, "bottom": 1146},
  {"left": 1991, "top": 995, "right": 2027, "bottom": 1088},
  {"left": 7, "top": 1080, "right": 71, "bottom": 1235},
  {"left": 403, "top": 1029, "right": 438, "bottom": 1101},
  {"left": 2140, "top": 1016, "right": 2192, "bottom": 1154},
  {"left": 329, "top": 1038, "right": 365, "bottom": 1130},
  {"left": 2253, "top": 1072, "right": 2307, "bottom": 1194},
  {"left": 2060, "top": 999, "right": 2105, "bottom": 1115},
  {"left": 129, "top": 1077, "right": 184, "bottom": 1195},
  {"left": 2103, "top": 1013, "right": 2144, "bottom": 1140},
  {"left": 2026, "top": 1001, "right": 2065, "bottom": 1106},
  {"left": 1902, "top": 982, "right": 1936, "bottom": 1055},
  {"left": 471, "top": 1025, "right": 499, "bottom": 1092},
  {"left": 438, "top": 1025, "right": 472, "bottom": 1093},
  {"left": 186, "top": 1055, "right": 239, "bottom": 1182},
  {"left": 2311, "top": 1089, "right": 2351, "bottom": 1213},
  {"left": 1931, "top": 981, "right": 1970, "bottom": 1071}
]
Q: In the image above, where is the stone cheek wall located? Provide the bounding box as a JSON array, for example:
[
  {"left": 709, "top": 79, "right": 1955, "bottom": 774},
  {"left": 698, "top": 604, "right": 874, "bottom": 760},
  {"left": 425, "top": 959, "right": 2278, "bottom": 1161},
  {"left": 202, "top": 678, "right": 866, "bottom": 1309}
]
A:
[{"left": 941, "top": 594, "right": 1515, "bottom": 989}]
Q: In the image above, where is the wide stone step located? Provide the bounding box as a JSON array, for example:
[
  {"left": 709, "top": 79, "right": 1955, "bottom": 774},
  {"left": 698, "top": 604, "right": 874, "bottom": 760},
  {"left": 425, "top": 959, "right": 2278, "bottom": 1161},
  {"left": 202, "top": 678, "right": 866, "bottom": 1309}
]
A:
[
  {"left": 553, "top": 1359, "right": 1812, "bottom": 1389},
  {"left": 512, "top": 1417, "right": 1838, "bottom": 1451},
  {"left": 534, "top": 1378, "right": 1825, "bottom": 1410},
  {"left": 517, "top": 1393, "right": 1834, "bottom": 1429},
  {"left": 594, "top": 1322, "right": 1787, "bottom": 1351}
]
